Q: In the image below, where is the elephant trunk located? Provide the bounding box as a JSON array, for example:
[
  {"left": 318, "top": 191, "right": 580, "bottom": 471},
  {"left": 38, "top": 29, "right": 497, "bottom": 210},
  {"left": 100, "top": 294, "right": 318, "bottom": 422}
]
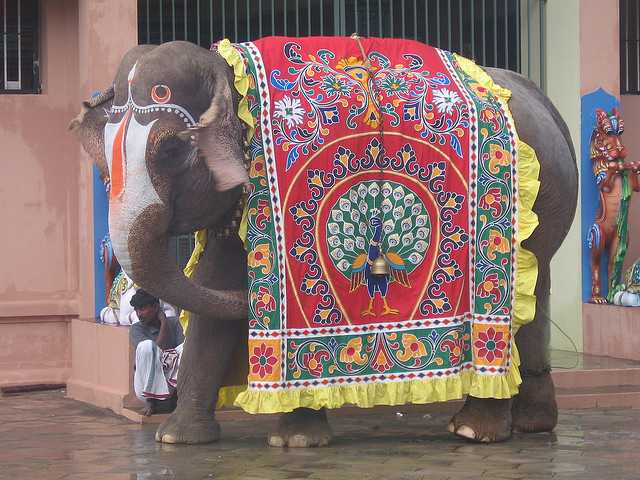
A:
[{"left": 110, "top": 202, "right": 247, "bottom": 320}]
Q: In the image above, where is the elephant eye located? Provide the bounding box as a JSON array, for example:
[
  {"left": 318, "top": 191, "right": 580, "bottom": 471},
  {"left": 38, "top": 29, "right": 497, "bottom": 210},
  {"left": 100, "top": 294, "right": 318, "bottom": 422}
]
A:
[
  {"left": 151, "top": 84, "right": 172, "bottom": 104},
  {"left": 155, "top": 135, "right": 194, "bottom": 174}
]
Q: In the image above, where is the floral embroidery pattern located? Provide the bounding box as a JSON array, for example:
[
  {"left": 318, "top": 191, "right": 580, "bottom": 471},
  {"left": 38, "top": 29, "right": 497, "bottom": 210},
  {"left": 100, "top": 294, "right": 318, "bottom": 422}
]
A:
[
  {"left": 476, "top": 273, "right": 506, "bottom": 311},
  {"left": 482, "top": 229, "right": 510, "bottom": 261},
  {"left": 396, "top": 334, "right": 428, "bottom": 362},
  {"left": 432, "top": 88, "right": 462, "bottom": 114},
  {"left": 250, "top": 343, "right": 279, "bottom": 379},
  {"left": 252, "top": 286, "right": 276, "bottom": 318},
  {"left": 269, "top": 42, "right": 470, "bottom": 169},
  {"left": 274, "top": 96, "right": 305, "bottom": 128},
  {"left": 441, "top": 331, "right": 471, "bottom": 366},
  {"left": 248, "top": 243, "right": 272, "bottom": 274},
  {"left": 339, "top": 337, "right": 368, "bottom": 367},
  {"left": 372, "top": 348, "right": 394, "bottom": 373},
  {"left": 474, "top": 327, "right": 508, "bottom": 363},
  {"left": 479, "top": 187, "right": 506, "bottom": 218},
  {"left": 321, "top": 74, "right": 352, "bottom": 96},
  {"left": 486, "top": 144, "right": 512, "bottom": 174},
  {"left": 302, "top": 349, "right": 331, "bottom": 377},
  {"left": 249, "top": 199, "right": 272, "bottom": 231}
]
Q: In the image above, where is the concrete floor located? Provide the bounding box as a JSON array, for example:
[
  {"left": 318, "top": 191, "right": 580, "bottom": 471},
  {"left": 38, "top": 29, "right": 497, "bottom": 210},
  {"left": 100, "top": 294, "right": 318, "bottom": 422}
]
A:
[{"left": 2, "top": 390, "right": 640, "bottom": 479}]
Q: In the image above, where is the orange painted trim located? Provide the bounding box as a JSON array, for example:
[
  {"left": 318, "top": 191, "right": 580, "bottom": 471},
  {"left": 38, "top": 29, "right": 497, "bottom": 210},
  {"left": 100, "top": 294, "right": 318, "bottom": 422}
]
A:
[{"left": 110, "top": 109, "right": 132, "bottom": 200}]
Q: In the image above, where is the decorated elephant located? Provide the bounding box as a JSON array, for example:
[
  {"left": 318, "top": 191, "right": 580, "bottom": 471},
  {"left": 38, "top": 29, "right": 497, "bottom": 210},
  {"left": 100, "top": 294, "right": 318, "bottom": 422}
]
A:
[{"left": 70, "top": 37, "right": 577, "bottom": 446}]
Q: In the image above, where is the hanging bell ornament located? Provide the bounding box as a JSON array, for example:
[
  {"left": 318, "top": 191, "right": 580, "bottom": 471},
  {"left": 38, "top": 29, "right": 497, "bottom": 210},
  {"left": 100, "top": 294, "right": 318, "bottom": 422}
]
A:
[{"left": 371, "top": 253, "right": 390, "bottom": 276}]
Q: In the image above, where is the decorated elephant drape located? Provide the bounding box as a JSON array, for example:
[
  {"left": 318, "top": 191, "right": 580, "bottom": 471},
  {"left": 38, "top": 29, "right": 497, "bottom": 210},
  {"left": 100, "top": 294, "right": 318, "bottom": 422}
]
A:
[{"left": 212, "top": 36, "right": 540, "bottom": 413}]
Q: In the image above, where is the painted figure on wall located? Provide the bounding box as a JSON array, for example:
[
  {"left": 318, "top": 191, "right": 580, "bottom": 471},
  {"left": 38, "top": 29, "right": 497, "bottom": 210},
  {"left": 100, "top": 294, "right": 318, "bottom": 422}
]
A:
[
  {"left": 612, "top": 259, "right": 640, "bottom": 307},
  {"left": 100, "top": 234, "right": 121, "bottom": 305},
  {"left": 587, "top": 108, "right": 640, "bottom": 303},
  {"left": 99, "top": 237, "right": 179, "bottom": 325}
]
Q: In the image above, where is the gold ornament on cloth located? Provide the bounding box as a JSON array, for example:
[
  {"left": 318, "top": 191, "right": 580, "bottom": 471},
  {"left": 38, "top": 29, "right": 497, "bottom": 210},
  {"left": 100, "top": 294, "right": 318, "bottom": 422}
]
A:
[
  {"left": 371, "top": 254, "right": 390, "bottom": 276},
  {"left": 352, "top": 33, "right": 392, "bottom": 279}
]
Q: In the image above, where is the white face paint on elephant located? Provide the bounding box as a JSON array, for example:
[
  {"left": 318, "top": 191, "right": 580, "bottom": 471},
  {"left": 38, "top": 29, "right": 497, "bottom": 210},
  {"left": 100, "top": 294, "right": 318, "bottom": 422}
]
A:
[
  {"left": 103, "top": 62, "right": 201, "bottom": 276},
  {"left": 104, "top": 111, "right": 160, "bottom": 275}
]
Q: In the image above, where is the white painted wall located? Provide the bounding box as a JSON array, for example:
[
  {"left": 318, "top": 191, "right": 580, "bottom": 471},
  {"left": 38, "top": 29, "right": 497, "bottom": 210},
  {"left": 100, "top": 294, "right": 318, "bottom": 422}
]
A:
[{"left": 544, "top": 0, "right": 583, "bottom": 351}]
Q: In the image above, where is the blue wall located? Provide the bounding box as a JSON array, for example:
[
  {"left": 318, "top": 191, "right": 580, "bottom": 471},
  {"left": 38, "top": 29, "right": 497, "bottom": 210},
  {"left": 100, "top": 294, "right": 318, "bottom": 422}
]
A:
[
  {"left": 93, "top": 165, "right": 109, "bottom": 318},
  {"left": 580, "top": 89, "right": 619, "bottom": 302}
]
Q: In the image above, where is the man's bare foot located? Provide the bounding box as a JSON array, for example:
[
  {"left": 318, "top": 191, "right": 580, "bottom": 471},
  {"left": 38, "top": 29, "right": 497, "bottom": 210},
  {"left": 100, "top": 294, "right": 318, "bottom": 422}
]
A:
[{"left": 143, "top": 399, "right": 157, "bottom": 416}]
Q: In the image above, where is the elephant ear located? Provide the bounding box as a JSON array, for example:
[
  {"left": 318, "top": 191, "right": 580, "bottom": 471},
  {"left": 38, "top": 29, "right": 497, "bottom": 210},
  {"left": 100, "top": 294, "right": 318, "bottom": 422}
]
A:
[
  {"left": 182, "top": 75, "right": 248, "bottom": 192},
  {"left": 69, "top": 86, "right": 115, "bottom": 183}
]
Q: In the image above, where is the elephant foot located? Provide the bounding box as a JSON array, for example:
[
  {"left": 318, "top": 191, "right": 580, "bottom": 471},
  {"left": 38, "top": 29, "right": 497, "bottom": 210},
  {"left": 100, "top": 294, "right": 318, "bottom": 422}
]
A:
[
  {"left": 448, "top": 396, "right": 512, "bottom": 443},
  {"left": 268, "top": 408, "right": 332, "bottom": 448},
  {"left": 155, "top": 410, "right": 220, "bottom": 444},
  {"left": 512, "top": 371, "right": 558, "bottom": 433}
]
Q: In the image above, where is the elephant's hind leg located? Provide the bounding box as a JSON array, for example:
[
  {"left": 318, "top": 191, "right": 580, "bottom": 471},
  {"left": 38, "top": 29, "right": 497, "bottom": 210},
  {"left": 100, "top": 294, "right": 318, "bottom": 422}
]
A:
[
  {"left": 511, "top": 371, "right": 557, "bottom": 433},
  {"left": 511, "top": 263, "right": 558, "bottom": 433},
  {"left": 268, "top": 408, "right": 333, "bottom": 448},
  {"left": 448, "top": 397, "right": 512, "bottom": 443},
  {"left": 447, "top": 271, "right": 558, "bottom": 442}
]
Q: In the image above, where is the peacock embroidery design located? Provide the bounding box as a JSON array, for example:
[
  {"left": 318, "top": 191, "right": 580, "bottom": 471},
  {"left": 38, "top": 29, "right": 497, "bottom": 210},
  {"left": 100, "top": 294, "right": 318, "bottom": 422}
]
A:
[{"left": 327, "top": 181, "right": 432, "bottom": 317}]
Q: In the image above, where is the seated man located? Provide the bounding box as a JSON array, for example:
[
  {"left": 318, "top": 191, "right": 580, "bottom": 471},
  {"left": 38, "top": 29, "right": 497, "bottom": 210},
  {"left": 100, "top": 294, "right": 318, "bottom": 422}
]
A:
[
  {"left": 129, "top": 289, "right": 185, "bottom": 415},
  {"left": 101, "top": 270, "right": 179, "bottom": 326}
]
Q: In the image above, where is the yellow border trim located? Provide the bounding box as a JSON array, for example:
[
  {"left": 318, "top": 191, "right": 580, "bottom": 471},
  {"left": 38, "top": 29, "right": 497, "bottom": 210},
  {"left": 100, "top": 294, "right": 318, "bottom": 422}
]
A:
[
  {"left": 217, "top": 39, "right": 255, "bottom": 139},
  {"left": 178, "top": 230, "right": 209, "bottom": 335},
  {"left": 236, "top": 367, "right": 522, "bottom": 414},
  {"left": 453, "top": 54, "right": 541, "bottom": 336},
  {"left": 216, "top": 385, "right": 247, "bottom": 410}
]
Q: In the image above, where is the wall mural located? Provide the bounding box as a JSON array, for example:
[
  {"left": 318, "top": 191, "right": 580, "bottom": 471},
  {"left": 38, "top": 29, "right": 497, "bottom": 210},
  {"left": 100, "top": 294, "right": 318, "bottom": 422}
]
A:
[
  {"left": 93, "top": 164, "right": 110, "bottom": 318},
  {"left": 582, "top": 90, "right": 640, "bottom": 306}
]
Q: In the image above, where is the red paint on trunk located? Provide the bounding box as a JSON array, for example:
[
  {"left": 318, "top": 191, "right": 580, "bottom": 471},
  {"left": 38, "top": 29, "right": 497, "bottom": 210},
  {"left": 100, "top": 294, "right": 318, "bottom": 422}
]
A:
[{"left": 110, "top": 109, "right": 132, "bottom": 200}]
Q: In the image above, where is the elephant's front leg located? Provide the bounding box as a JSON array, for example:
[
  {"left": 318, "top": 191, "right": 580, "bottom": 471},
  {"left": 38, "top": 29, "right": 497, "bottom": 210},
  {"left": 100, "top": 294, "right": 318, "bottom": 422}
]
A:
[
  {"left": 156, "top": 235, "right": 247, "bottom": 444},
  {"left": 156, "top": 315, "right": 242, "bottom": 444},
  {"left": 268, "top": 408, "right": 333, "bottom": 448}
]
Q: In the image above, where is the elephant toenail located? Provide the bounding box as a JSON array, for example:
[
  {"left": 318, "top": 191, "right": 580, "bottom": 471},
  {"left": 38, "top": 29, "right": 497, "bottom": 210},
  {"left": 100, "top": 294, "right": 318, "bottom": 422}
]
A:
[
  {"left": 288, "top": 434, "right": 310, "bottom": 448},
  {"left": 267, "top": 435, "right": 286, "bottom": 448},
  {"left": 318, "top": 436, "right": 330, "bottom": 447},
  {"left": 267, "top": 435, "right": 285, "bottom": 448},
  {"left": 455, "top": 425, "right": 476, "bottom": 440}
]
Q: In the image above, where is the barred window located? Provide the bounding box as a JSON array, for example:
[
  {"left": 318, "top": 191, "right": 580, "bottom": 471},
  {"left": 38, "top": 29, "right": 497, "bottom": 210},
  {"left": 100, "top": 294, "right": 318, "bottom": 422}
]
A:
[
  {"left": 140, "top": 0, "right": 545, "bottom": 266},
  {"left": 138, "top": 0, "right": 542, "bottom": 76},
  {"left": 621, "top": 0, "right": 640, "bottom": 94},
  {"left": 1, "top": 0, "right": 40, "bottom": 94}
]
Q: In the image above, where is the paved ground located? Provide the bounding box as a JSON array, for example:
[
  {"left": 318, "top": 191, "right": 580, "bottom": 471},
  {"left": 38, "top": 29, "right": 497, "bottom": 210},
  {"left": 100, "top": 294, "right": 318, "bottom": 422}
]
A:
[{"left": 2, "top": 390, "right": 640, "bottom": 480}]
